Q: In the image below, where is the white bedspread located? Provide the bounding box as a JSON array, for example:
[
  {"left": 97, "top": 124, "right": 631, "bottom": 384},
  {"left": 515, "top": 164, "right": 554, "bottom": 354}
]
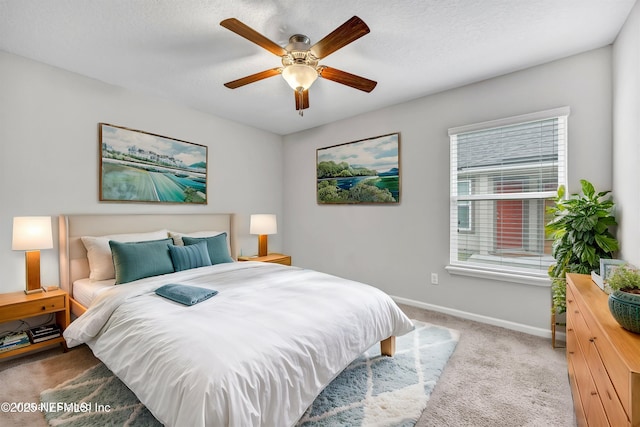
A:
[{"left": 63, "top": 262, "right": 414, "bottom": 427}]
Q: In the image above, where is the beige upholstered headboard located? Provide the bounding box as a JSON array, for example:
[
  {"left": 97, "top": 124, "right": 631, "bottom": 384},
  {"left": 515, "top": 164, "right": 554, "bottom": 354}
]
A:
[{"left": 58, "top": 214, "right": 235, "bottom": 297}]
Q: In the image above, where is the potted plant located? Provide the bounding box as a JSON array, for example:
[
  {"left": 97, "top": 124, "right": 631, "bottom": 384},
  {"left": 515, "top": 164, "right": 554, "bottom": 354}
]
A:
[
  {"left": 607, "top": 264, "right": 640, "bottom": 333},
  {"left": 546, "top": 179, "right": 619, "bottom": 314}
]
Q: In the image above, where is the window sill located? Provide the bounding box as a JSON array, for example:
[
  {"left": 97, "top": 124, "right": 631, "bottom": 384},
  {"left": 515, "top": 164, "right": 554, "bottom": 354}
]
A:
[{"left": 445, "top": 264, "right": 551, "bottom": 287}]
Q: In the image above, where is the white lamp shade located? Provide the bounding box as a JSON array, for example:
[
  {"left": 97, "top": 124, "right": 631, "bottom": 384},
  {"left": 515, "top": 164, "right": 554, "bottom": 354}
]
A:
[
  {"left": 12, "top": 216, "right": 53, "bottom": 250},
  {"left": 281, "top": 64, "right": 318, "bottom": 91},
  {"left": 250, "top": 214, "right": 277, "bottom": 235}
]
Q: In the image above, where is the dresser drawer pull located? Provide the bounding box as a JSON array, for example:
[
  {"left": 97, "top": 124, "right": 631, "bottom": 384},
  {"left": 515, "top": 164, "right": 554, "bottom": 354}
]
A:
[
  {"left": 589, "top": 337, "right": 595, "bottom": 342},
  {"left": 41, "top": 306, "right": 46, "bottom": 311},
  {"left": 591, "top": 391, "right": 598, "bottom": 396}
]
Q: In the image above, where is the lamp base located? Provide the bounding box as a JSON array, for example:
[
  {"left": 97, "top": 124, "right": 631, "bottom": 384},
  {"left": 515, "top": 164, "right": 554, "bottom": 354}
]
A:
[
  {"left": 24, "top": 250, "right": 43, "bottom": 294},
  {"left": 258, "top": 235, "right": 268, "bottom": 257}
]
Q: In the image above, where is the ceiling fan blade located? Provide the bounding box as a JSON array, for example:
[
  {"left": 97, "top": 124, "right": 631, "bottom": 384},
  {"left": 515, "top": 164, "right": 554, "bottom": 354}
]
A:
[
  {"left": 319, "top": 66, "right": 377, "bottom": 92},
  {"left": 294, "top": 90, "right": 310, "bottom": 110},
  {"left": 310, "top": 16, "right": 370, "bottom": 59},
  {"left": 220, "top": 18, "right": 287, "bottom": 57},
  {"left": 224, "top": 68, "right": 281, "bottom": 89}
]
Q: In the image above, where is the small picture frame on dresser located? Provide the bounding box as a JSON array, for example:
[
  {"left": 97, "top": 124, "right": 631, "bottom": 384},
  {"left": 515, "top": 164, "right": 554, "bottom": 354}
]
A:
[{"left": 600, "top": 258, "right": 625, "bottom": 281}]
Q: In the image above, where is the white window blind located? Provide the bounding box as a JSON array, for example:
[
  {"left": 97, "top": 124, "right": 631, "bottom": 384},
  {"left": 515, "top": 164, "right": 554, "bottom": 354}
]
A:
[{"left": 449, "top": 107, "right": 568, "bottom": 276}]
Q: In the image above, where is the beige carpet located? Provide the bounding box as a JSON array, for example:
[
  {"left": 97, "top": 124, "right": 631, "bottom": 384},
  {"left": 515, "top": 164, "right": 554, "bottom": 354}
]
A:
[
  {"left": 402, "top": 305, "right": 575, "bottom": 427},
  {"left": 0, "top": 305, "right": 575, "bottom": 427}
]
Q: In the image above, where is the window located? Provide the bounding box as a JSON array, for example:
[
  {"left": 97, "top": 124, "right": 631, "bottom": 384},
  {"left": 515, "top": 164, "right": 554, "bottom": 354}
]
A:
[
  {"left": 457, "top": 180, "right": 472, "bottom": 232},
  {"left": 448, "top": 107, "right": 568, "bottom": 279}
]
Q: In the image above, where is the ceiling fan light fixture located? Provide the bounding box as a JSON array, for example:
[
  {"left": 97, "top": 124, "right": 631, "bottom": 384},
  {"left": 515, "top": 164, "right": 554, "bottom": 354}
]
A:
[
  {"left": 221, "top": 16, "right": 376, "bottom": 114},
  {"left": 282, "top": 64, "right": 318, "bottom": 91}
]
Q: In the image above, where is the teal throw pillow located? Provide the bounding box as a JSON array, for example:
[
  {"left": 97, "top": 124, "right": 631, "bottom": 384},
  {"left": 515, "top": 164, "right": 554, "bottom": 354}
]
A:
[
  {"left": 182, "top": 233, "right": 233, "bottom": 265},
  {"left": 109, "top": 238, "right": 175, "bottom": 284},
  {"left": 168, "top": 241, "right": 212, "bottom": 272}
]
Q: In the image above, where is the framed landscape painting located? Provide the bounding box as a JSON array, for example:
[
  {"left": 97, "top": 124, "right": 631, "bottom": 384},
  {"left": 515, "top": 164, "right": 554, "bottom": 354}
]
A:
[
  {"left": 99, "top": 123, "right": 207, "bottom": 204},
  {"left": 317, "top": 132, "right": 400, "bottom": 204}
]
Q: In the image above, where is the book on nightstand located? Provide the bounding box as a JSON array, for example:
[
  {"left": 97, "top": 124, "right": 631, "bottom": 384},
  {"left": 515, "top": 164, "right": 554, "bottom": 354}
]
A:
[
  {"left": 0, "top": 332, "right": 31, "bottom": 352},
  {"left": 27, "top": 325, "right": 62, "bottom": 343}
]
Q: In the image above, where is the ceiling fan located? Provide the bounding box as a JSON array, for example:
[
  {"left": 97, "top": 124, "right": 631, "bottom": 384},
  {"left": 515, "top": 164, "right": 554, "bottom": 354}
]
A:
[{"left": 220, "top": 16, "right": 377, "bottom": 116}]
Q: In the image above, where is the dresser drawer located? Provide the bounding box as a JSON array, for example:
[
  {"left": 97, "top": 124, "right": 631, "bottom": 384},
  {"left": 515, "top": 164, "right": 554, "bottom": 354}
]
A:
[
  {"left": 570, "top": 332, "right": 596, "bottom": 418},
  {"left": 566, "top": 326, "right": 583, "bottom": 418},
  {"left": 569, "top": 298, "right": 592, "bottom": 355},
  {"left": 577, "top": 296, "right": 631, "bottom": 417},
  {"left": 566, "top": 316, "right": 577, "bottom": 357},
  {"left": 3, "top": 295, "right": 66, "bottom": 321},
  {"left": 586, "top": 389, "right": 610, "bottom": 427},
  {"left": 571, "top": 336, "right": 610, "bottom": 426},
  {"left": 567, "top": 357, "right": 587, "bottom": 427},
  {"left": 587, "top": 340, "right": 629, "bottom": 426}
]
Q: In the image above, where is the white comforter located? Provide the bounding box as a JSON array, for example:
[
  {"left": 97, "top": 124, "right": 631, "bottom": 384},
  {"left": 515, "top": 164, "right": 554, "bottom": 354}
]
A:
[{"left": 63, "top": 262, "right": 414, "bottom": 427}]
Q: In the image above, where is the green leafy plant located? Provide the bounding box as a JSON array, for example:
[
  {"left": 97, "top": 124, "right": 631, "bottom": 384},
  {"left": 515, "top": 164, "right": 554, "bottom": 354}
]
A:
[
  {"left": 607, "top": 264, "right": 640, "bottom": 294},
  {"left": 546, "top": 179, "right": 619, "bottom": 313}
]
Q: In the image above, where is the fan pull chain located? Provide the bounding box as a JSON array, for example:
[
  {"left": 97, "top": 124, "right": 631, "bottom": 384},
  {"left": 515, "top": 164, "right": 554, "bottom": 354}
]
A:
[{"left": 297, "top": 89, "right": 304, "bottom": 117}]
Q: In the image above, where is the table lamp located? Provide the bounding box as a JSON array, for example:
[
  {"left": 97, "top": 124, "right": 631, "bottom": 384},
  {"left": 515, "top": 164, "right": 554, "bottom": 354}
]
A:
[
  {"left": 250, "top": 214, "right": 277, "bottom": 257},
  {"left": 12, "top": 216, "right": 53, "bottom": 294}
]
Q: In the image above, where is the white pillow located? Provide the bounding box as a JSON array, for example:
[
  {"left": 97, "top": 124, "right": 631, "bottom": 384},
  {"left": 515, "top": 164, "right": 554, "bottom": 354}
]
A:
[
  {"left": 81, "top": 230, "right": 169, "bottom": 281},
  {"left": 169, "top": 230, "right": 223, "bottom": 246}
]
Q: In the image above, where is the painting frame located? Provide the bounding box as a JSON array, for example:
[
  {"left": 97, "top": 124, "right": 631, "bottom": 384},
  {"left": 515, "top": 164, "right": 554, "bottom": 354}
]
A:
[
  {"left": 600, "top": 258, "right": 626, "bottom": 280},
  {"left": 99, "top": 123, "right": 208, "bottom": 204},
  {"left": 316, "top": 132, "right": 401, "bottom": 205}
]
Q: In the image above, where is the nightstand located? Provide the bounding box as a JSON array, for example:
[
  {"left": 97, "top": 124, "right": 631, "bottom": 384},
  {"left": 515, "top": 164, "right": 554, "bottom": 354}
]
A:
[
  {"left": 0, "top": 289, "right": 70, "bottom": 360},
  {"left": 238, "top": 253, "right": 292, "bottom": 266}
]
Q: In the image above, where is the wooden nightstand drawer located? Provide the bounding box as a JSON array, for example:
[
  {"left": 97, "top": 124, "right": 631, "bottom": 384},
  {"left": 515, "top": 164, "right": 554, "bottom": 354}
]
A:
[
  {"left": 238, "top": 253, "right": 291, "bottom": 266},
  {"left": 268, "top": 256, "right": 291, "bottom": 266},
  {"left": 2, "top": 295, "right": 65, "bottom": 322}
]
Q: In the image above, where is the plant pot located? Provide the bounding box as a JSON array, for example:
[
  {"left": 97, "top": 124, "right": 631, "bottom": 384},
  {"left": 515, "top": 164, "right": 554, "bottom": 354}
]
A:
[{"left": 608, "top": 290, "right": 640, "bottom": 334}]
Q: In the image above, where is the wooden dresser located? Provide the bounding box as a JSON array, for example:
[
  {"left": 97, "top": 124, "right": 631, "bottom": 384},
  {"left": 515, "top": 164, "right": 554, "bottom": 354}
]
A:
[{"left": 566, "top": 273, "right": 640, "bottom": 426}]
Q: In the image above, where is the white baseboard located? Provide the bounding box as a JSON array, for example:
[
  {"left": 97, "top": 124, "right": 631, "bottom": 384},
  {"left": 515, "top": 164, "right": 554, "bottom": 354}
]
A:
[{"left": 392, "top": 295, "right": 566, "bottom": 342}]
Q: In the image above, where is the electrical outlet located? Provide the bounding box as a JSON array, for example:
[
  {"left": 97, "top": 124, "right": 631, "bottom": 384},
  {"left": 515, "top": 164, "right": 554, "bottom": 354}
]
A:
[{"left": 430, "top": 273, "right": 439, "bottom": 285}]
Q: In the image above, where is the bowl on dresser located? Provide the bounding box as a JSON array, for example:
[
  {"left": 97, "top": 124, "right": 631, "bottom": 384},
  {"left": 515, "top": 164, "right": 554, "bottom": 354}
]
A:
[
  {"left": 605, "top": 263, "right": 640, "bottom": 334},
  {"left": 608, "top": 290, "right": 640, "bottom": 333}
]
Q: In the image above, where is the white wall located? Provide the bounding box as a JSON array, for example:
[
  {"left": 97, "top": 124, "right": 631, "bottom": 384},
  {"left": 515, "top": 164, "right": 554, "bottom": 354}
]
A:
[
  {"left": 283, "top": 47, "right": 613, "bottom": 333},
  {"left": 613, "top": 1, "right": 640, "bottom": 266},
  {"left": 0, "top": 51, "right": 284, "bottom": 293}
]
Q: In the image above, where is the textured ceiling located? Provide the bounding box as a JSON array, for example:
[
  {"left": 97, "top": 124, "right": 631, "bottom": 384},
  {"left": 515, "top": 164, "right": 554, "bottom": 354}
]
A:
[{"left": 0, "top": 0, "right": 636, "bottom": 135}]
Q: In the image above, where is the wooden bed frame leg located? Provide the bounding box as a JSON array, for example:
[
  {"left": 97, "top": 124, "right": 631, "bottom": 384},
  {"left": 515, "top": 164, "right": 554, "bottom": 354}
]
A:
[{"left": 381, "top": 336, "right": 396, "bottom": 357}]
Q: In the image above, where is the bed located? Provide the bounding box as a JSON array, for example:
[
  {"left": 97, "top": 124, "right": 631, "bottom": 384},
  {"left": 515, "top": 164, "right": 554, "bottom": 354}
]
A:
[{"left": 59, "top": 214, "right": 414, "bottom": 426}]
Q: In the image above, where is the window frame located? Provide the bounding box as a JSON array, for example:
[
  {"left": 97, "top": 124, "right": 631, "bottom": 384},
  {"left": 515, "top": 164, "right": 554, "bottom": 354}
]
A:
[
  {"left": 457, "top": 179, "right": 473, "bottom": 232},
  {"left": 447, "top": 107, "right": 569, "bottom": 286}
]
